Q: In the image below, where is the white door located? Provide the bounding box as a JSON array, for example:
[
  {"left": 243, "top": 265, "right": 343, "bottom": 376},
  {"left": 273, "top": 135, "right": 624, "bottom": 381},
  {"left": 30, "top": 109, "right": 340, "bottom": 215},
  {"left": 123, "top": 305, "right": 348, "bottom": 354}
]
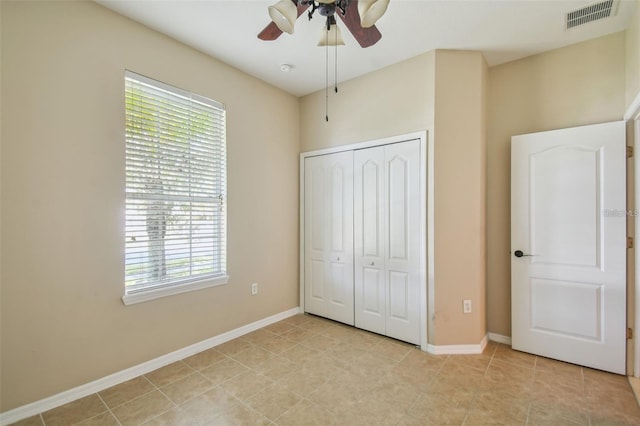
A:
[
  {"left": 354, "top": 140, "right": 421, "bottom": 344},
  {"left": 511, "top": 121, "right": 626, "bottom": 374},
  {"left": 304, "top": 151, "right": 354, "bottom": 325}
]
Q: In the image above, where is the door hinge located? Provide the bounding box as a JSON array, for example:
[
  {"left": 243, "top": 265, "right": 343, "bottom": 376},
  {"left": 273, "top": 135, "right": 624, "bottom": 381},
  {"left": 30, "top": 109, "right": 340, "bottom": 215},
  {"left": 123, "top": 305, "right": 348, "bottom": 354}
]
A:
[
  {"left": 628, "top": 328, "right": 633, "bottom": 339},
  {"left": 628, "top": 146, "right": 634, "bottom": 158},
  {"left": 628, "top": 237, "right": 634, "bottom": 249}
]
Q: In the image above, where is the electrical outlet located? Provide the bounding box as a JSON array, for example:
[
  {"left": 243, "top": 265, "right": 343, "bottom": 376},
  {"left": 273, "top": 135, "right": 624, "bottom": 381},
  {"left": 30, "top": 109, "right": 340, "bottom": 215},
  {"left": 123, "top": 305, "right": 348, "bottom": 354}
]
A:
[
  {"left": 463, "top": 299, "right": 472, "bottom": 314},
  {"left": 251, "top": 282, "right": 258, "bottom": 295}
]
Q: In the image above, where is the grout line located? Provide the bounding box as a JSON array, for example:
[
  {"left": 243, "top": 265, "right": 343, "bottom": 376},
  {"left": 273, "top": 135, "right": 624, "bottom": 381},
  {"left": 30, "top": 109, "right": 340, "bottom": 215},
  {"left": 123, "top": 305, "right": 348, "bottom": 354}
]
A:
[{"left": 95, "top": 393, "right": 123, "bottom": 426}]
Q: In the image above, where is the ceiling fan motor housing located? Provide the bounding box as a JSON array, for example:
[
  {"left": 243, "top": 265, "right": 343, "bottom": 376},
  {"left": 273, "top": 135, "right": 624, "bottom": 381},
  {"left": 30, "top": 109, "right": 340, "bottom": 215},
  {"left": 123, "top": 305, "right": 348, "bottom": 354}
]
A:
[{"left": 318, "top": 4, "right": 336, "bottom": 16}]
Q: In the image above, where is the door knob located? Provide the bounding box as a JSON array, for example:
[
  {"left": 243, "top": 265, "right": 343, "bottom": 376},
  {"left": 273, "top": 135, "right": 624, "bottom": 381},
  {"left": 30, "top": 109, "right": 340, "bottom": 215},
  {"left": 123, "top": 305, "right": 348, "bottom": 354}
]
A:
[
  {"left": 370, "top": 261, "right": 375, "bottom": 266},
  {"left": 514, "top": 250, "right": 534, "bottom": 257}
]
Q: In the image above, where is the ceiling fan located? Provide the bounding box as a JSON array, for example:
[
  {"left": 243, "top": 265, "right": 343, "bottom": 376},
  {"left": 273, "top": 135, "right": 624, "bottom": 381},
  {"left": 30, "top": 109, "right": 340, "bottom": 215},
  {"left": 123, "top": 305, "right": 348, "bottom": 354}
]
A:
[{"left": 258, "top": 0, "right": 389, "bottom": 48}]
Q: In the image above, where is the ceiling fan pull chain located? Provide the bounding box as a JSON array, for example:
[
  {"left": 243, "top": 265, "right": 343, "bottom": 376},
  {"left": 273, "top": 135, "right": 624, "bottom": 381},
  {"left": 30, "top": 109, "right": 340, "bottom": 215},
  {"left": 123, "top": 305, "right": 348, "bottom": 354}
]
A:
[
  {"left": 325, "top": 37, "right": 329, "bottom": 122},
  {"left": 334, "top": 25, "right": 338, "bottom": 94}
]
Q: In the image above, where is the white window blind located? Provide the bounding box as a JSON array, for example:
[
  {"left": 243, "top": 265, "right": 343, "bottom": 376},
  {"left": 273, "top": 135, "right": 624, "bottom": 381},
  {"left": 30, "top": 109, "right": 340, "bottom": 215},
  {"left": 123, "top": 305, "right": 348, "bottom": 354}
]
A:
[{"left": 124, "top": 71, "right": 227, "bottom": 296}]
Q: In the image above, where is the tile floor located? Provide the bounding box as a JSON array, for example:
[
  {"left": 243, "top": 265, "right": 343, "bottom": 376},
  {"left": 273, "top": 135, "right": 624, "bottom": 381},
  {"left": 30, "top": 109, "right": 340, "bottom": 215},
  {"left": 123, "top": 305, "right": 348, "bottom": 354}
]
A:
[{"left": 11, "top": 314, "right": 640, "bottom": 425}]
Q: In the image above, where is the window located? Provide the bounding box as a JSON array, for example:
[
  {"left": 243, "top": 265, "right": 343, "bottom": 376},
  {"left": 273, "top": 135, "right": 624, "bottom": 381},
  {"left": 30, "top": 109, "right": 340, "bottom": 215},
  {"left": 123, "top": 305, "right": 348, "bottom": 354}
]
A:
[{"left": 123, "top": 71, "right": 227, "bottom": 305}]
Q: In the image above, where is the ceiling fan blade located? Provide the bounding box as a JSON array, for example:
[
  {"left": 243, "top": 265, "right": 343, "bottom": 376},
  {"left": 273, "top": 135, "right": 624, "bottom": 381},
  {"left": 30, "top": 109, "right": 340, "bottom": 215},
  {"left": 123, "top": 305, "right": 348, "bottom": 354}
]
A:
[
  {"left": 257, "top": 3, "right": 311, "bottom": 41},
  {"left": 338, "top": 0, "right": 382, "bottom": 48}
]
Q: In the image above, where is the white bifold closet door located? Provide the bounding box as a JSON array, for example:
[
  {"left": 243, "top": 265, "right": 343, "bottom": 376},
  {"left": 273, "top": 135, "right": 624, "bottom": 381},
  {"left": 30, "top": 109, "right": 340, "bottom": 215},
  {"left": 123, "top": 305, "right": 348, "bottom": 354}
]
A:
[
  {"left": 304, "top": 151, "right": 354, "bottom": 325},
  {"left": 354, "top": 140, "right": 421, "bottom": 344}
]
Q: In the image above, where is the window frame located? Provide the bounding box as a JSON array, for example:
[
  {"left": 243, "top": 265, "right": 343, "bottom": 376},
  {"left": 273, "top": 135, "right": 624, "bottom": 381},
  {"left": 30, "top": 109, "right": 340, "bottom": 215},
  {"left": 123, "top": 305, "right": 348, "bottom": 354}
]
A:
[{"left": 122, "top": 71, "right": 228, "bottom": 306}]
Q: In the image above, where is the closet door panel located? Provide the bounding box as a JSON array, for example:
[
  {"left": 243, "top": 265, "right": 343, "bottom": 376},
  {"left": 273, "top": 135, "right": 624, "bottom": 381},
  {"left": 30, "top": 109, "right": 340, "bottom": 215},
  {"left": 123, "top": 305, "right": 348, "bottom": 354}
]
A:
[
  {"left": 388, "top": 271, "right": 410, "bottom": 320},
  {"left": 354, "top": 147, "right": 386, "bottom": 334},
  {"left": 305, "top": 159, "right": 327, "bottom": 316},
  {"left": 384, "top": 140, "right": 421, "bottom": 344},
  {"left": 304, "top": 152, "right": 354, "bottom": 325}
]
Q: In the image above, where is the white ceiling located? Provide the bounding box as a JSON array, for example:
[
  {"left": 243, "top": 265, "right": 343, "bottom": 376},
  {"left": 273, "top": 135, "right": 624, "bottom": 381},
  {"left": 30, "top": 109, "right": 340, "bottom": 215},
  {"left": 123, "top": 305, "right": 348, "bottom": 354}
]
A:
[{"left": 96, "top": 0, "right": 637, "bottom": 96}]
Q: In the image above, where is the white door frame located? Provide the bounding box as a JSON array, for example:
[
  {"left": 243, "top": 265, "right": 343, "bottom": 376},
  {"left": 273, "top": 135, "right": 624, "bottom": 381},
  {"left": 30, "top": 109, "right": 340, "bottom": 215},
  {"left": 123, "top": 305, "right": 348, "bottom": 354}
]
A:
[
  {"left": 299, "top": 131, "right": 432, "bottom": 351},
  {"left": 627, "top": 92, "right": 640, "bottom": 377}
]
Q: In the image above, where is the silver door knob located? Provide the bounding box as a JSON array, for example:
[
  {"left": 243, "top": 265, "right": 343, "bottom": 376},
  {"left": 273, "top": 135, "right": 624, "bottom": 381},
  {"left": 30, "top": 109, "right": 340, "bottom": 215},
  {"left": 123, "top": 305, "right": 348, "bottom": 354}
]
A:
[
  {"left": 370, "top": 261, "right": 375, "bottom": 266},
  {"left": 337, "top": 256, "right": 340, "bottom": 261}
]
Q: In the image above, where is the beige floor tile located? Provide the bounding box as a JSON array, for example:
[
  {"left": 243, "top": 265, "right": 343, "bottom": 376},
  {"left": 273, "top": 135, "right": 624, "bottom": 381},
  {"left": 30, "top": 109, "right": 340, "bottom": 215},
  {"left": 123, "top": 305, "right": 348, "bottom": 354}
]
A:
[
  {"left": 528, "top": 401, "right": 588, "bottom": 425},
  {"left": 483, "top": 358, "right": 535, "bottom": 392},
  {"left": 406, "top": 392, "right": 468, "bottom": 424},
  {"left": 339, "top": 352, "right": 393, "bottom": 379},
  {"left": 590, "top": 410, "right": 640, "bottom": 426},
  {"left": 247, "top": 382, "right": 303, "bottom": 420},
  {"left": 252, "top": 355, "right": 299, "bottom": 380},
  {"left": 254, "top": 335, "right": 298, "bottom": 355},
  {"left": 274, "top": 399, "right": 335, "bottom": 426},
  {"left": 182, "top": 348, "right": 227, "bottom": 371},
  {"left": 7, "top": 415, "right": 44, "bottom": 426},
  {"left": 220, "top": 370, "right": 274, "bottom": 401},
  {"left": 470, "top": 389, "right": 530, "bottom": 422},
  {"left": 306, "top": 379, "right": 361, "bottom": 415},
  {"left": 99, "top": 376, "right": 156, "bottom": 409},
  {"left": 277, "top": 365, "right": 331, "bottom": 397},
  {"left": 210, "top": 403, "right": 270, "bottom": 425},
  {"left": 141, "top": 407, "right": 197, "bottom": 426},
  {"left": 373, "top": 338, "right": 414, "bottom": 363},
  {"left": 216, "top": 338, "right": 253, "bottom": 356},
  {"left": 493, "top": 344, "right": 537, "bottom": 368},
  {"left": 295, "top": 317, "right": 334, "bottom": 334},
  {"left": 280, "top": 327, "right": 317, "bottom": 343},
  {"left": 42, "top": 394, "right": 108, "bottom": 426},
  {"left": 230, "top": 345, "right": 275, "bottom": 369},
  {"left": 464, "top": 409, "right": 527, "bottom": 426},
  {"left": 76, "top": 411, "right": 120, "bottom": 426},
  {"left": 242, "top": 328, "right": 279, "bottom": 345},
  {"left": 535, "top": 356, "right": 583, "bottom": 376},
  {"left": 443, "top": 353, "right": 492, "bottom": 374},
  {"left": 160, "top": 372, "right": 215, "bottom": 404},
  {"left": 395, "top": 414, "right": 434, "bottom": 426},
  {"left": 111, "top": 390, "right": 174, "bottom": 426},
  {"left": 199, "top": 357, "right": 248, "bottom": 385},
  {"left": 279, "top": 344, "right": 321, "bottom": 364},
  {"left": 280, "top": 314, "right": 313, "bottom": 327},
  {"left": 319, "top": 323, "right": 359, "bottom": 341},
  {"left": 438, "top": 357, "right": 488, "bottom": 379},
  {"left": 298, "top": 333, "right": 341, "bottom": 353},
  {"left": 145, "top": 361, "right": 193, "bottom": 387},
  {"left": 22, "top": 322, "right": 640, "bottom": 426},
  {"left": 263, "top": 321, "right": 298, "bottom": 336},
  {"left": 179, "top": 386, "right": 241, "bottom": 423}
]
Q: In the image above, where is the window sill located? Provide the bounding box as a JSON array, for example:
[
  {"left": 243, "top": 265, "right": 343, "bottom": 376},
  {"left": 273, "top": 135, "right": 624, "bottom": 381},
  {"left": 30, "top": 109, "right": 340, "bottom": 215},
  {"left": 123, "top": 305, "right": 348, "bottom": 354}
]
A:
[{"left": 122, "top": 275, "right": 229, "bottom": 306}]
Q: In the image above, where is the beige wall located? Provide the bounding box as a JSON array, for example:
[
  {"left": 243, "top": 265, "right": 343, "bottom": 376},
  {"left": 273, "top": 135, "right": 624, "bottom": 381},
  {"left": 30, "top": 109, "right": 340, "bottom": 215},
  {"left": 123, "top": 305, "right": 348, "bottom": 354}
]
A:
[
  {"left": 432, "top": 51, "right": 488, "bottom": 345},
  {"left": 299, "top": 50, "right": 487, "bottom": 346},
  {"left": 627, "top": 0, "right": 640, "bottom": 110},
  {"left": 299, "top": 52, "right": 435, "bottom": 152},
  {"left": 486, "top": 32, "right": 627, "bottom": 337},
  {"left": 0, "top": 0, "right": 300, "bottom": 411}
]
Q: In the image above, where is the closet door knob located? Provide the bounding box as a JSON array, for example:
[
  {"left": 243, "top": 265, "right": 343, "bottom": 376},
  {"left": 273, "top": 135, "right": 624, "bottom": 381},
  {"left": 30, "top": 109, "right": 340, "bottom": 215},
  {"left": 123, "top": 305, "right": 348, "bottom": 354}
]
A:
[
  {"left": 370, "top": 261, "right": 375, "bottom": 266},
  {"left": 336, "top": 256, "right": 340, "bottom": 261}
]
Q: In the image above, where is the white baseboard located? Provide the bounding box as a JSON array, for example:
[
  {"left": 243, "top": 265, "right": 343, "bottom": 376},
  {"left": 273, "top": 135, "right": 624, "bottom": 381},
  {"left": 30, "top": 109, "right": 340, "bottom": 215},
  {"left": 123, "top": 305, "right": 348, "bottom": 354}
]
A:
[
  {"left": 426, "top": 334, "right": 488, "bottom": 355},
  {"left": 488, "top": 332, "right": 512, "bottom": 346},
  {"left": 0, "top": 307, "right": 301, "bottom": 426}
]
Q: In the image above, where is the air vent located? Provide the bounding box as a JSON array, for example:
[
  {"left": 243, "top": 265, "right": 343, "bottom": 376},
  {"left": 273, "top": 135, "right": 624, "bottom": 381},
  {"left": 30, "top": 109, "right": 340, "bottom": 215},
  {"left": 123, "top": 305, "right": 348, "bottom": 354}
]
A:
[{"left": 566, "top": 0, "right": 617, "bottom": 29}]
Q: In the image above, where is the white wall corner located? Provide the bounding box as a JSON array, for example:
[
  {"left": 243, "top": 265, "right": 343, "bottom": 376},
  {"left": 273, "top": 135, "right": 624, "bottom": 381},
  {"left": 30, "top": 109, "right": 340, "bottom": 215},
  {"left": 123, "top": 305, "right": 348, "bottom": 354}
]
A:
[
  {"left": 487, "top": 332, "right": 512, "bottom": 346},
  {"left": 0, "top": 306, "right": 301, "bottom": 426},
  {"left": 426, "top": 334, "right": 488, "bottom": 355}
]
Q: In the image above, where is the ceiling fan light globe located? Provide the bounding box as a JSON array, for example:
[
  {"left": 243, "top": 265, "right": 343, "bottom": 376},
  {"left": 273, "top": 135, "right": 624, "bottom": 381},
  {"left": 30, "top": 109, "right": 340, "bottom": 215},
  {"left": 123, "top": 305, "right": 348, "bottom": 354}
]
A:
[
  {"left": 358, "top": 0, "right": 389, "bottom": 28},
  {"left": 317, "top": 24, "right": 345, "bottom": 46},
  {"left": 268, "top": 0, "right": 297, "bottom": 34}
]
